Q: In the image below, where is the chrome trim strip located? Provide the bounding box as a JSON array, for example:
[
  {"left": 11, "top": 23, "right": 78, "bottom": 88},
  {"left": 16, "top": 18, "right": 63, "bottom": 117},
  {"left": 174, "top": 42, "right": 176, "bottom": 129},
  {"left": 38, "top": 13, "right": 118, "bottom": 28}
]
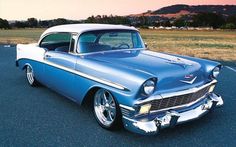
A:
[
  {"left": 135, "top": 80, "right": 217, "bottom": 105},
  {"left": 180, "top": 76, "right": 197, "bottom": 84},
  {"left": 161, "top": 80, "right": 216, "bottom": 98},
  {"left": 38, "top": 32, "right": 79, "bottom": 46},
  {"left": 120, "top": 104, "right": 135, "bottom": 111},
  {"left": 135, "top": 95, "right": 162, "bottom": 105},
  {"left": 75, "top": 29, "right": 144, "bottom": 54},
  {"left": 76, "top": 48, "right": 145, "bottom": 56},
  {"left": 20, "top": 58, "right": 129, "bottom": 91},
  {"left": 44, "top": 60, "right": 129, "bottom": 91},
  {"left": 123, "top": 116, "right": 137, "bottom": 122}
]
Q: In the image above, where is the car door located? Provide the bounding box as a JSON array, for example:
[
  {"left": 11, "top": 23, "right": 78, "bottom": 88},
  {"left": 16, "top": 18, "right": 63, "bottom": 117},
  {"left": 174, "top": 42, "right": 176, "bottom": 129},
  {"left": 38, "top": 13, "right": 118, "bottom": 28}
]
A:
[{"left": 40, "top": 33, "right": 78, "bottom": 100}]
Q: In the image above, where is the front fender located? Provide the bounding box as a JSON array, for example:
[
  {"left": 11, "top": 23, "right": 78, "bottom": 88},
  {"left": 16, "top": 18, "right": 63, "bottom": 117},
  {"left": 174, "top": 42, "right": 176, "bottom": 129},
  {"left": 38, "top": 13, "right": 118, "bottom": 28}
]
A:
[{"left": 172, "top": 54, "right": 222, "bottom": 77}]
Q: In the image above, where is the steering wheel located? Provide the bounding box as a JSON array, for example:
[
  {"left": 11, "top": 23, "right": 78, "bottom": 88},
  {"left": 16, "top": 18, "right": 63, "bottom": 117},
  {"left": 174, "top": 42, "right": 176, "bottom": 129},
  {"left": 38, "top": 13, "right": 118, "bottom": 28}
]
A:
[{"left": 116, "top": 43, "right": 130, "bottom": 49}]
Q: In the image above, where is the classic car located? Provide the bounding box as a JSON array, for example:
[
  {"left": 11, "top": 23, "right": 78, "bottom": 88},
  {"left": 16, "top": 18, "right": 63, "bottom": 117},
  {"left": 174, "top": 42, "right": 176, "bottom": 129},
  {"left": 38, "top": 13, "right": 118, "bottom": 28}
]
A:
[{"left": 16, "top": 24, "right": 223, "bottom": 135}]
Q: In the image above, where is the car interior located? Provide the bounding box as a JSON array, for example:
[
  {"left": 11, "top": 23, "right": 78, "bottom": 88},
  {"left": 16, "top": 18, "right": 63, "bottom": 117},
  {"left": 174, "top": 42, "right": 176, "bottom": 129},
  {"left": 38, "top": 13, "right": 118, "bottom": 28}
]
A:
[
  {"left": 40, "top": 42, "right": 70, "bottom": 52},
  {"left": 79, "top": 42, "right": 111, "bottom": 53},
  {"left": 39, "top": 32, "right": 75, "bottom": 53}
]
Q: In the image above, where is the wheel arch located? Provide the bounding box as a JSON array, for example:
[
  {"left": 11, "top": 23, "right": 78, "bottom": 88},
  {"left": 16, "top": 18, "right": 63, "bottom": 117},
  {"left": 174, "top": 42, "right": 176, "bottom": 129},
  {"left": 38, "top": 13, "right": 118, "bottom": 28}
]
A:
[
  {"left": 80, "top": 84, "right": 129, "bottom": 106},
  {"left": 81, "top": 86, "right": 100, "bottom": 106},
  {"left": 22, "top": 63, "right": 32, "bottom": 70}
]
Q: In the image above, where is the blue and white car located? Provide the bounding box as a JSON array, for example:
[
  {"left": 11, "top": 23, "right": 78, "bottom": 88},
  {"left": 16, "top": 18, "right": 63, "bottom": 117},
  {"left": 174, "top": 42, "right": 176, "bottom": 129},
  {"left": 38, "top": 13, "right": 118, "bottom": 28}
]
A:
[{"left": 16, "top": 24, "right": 223, "bottom": 135}]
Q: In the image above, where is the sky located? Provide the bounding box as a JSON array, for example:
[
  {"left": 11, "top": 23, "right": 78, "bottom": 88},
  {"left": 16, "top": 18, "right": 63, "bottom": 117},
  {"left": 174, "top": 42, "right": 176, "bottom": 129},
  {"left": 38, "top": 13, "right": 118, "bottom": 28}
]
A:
[{"left": 0, "top": 0, "right": 236, "bottom": 20}]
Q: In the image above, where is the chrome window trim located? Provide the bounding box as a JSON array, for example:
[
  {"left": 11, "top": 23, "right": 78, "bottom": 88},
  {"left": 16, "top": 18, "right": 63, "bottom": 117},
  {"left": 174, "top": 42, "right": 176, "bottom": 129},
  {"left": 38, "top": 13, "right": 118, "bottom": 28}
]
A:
[
  {"left": 76, "top": 48, "right": 146, "bottom": 56},
  {"left": 38, "top": 32, "right": 79, "bottom": 47},
  {"left": 68, "top": 33, "right": 78, "bottom": 53},
  {"left": 75, "top": 30, "right": 145, "bottom": 55},
  {"left": 39, "top": 31, "right": 146, "bottom": 56},
  {"left": 135, "top": 79, "right": 217, "bottom": 105}
]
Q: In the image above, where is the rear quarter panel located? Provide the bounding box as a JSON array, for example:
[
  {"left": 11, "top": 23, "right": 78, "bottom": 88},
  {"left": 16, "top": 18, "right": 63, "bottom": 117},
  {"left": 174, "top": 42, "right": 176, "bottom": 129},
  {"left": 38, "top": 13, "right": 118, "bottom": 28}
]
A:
[{"left": 16, "top": 43, "right": 46, "bottom": 83}]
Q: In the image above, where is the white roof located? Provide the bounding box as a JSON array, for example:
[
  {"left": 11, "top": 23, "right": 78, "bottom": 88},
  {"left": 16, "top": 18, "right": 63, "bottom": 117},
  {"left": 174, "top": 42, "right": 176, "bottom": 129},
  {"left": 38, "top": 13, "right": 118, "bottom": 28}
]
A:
[{"left": 41, "top": 24, "right": 138, "bottom": 37}]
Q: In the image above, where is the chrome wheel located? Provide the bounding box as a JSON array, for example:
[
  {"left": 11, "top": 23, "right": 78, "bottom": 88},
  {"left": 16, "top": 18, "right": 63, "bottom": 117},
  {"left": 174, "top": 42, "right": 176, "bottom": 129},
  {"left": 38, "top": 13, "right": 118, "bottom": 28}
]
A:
[
  {"left": 94, "top": 89, "right": 117, "bottom": 127},
  {"left": 25, "top": 65, "right": 39, "bottom": 86},
  {"left": 26, "top": 65, "right": 34, "bottom": 85}
]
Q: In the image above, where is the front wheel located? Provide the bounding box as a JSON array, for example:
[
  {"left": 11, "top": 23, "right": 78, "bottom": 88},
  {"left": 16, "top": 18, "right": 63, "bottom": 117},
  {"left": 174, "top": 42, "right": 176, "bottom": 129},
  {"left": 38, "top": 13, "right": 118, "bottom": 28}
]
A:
[
  {"left": 25, "top": 65, "right": 39, "bottom": 86},
  {"left": 93, "top": 89, "right": 122, "bottom": 130}
]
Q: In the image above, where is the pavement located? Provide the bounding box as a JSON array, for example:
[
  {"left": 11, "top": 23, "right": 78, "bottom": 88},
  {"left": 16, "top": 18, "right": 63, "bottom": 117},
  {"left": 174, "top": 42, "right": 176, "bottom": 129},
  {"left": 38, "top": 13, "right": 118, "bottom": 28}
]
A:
[{"left": 0, "top": 45, "right": 236, "bottom": 146}]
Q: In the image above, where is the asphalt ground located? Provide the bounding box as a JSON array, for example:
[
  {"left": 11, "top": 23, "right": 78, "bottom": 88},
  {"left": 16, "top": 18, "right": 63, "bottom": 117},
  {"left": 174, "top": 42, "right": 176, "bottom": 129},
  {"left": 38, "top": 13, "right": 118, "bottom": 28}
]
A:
[{"left": 0, "top": 45, "right": 236, "bottom": 146}]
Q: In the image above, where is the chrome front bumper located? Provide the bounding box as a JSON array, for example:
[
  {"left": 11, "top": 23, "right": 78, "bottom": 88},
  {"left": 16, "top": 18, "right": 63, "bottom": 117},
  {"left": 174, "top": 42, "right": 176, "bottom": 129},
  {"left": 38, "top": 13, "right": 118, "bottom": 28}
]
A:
[{"left": 122, "top": 93, "right": 223, "bottom": 135}]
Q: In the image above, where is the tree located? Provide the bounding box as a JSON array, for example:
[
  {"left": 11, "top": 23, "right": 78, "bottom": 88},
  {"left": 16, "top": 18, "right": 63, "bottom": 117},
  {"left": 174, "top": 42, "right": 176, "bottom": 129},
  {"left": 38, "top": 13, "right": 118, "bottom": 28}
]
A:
[
  {"left": 173, "top": 18, "right": 186, "bottom": 27},
  {"left": 38, "top": 20, "right": 49, "bottom": 28},
  {"left": 27, "top": 18, "right": 38, "bottom": 27},
  {"left": 226, "top": 15, "right": 236, "bottom": 26},
  {"left": 192, "top": 12, "right": 225, "bottom": 28},
  {"left": 162, "top": 20, "right": 171, "bottom": 27},
  {"left": 53, "top": 18, "right": 68, "bottom": 25},
  {"left": 221, "top": 23, "right": 236, "bottom": 29},
  {"left": 85, "top": 15, "right": 130, "bottom": 25},
  {"left": 13, "top": 21, "right": 28, "bottom": 28},
  {"left": 85, "top": 15, "right": 96, "bottom": 23},
  {"left": 0, "top": 18, "right": 10, "bottom": 29}
]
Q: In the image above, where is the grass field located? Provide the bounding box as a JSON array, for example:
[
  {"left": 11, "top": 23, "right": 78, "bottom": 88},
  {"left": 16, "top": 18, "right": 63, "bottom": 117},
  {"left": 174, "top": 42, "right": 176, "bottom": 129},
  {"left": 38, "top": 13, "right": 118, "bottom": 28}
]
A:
[{"left": 0, "top": 28, "right": 235, "bottom": 61}]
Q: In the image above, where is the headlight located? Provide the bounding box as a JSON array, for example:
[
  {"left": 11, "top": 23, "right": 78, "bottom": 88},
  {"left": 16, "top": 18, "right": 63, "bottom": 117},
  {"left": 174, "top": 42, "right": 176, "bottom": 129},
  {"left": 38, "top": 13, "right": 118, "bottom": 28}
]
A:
[
  {"left": 212, "top": 66, "right": 220, "bottom": 78},
  {"left": 208, "top": 85, "right": 216, "bottom": 93},
  {"left": 143, "top": 79, "right": 155, "bottom": 96},
  {"left": 139, "top": 104, "right": 151, "bottom": 114}
]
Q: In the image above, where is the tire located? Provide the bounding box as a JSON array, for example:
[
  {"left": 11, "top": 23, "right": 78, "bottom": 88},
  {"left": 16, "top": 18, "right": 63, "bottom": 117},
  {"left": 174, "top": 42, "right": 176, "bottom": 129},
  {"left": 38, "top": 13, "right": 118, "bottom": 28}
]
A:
[
  {"left": 25, "top": 65, "right": 39, "bottom": 86},
  {"left": 93, "top": 89, "right": 122, "bottom": 130}
]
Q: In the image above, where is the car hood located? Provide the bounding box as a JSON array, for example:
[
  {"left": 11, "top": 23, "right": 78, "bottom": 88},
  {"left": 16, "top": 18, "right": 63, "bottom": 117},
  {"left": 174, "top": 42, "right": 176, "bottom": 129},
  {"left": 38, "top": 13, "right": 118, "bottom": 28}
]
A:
[{"left": 83, "top": 49, "right": 208, "bottom": 94}]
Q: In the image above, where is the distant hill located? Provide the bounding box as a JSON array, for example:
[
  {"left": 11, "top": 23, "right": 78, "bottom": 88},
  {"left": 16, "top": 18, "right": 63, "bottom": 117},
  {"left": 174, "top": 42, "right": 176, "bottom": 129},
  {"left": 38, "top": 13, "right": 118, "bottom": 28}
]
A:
[{"left": 130, "top": 4, "right": 236, "bottom": 18}]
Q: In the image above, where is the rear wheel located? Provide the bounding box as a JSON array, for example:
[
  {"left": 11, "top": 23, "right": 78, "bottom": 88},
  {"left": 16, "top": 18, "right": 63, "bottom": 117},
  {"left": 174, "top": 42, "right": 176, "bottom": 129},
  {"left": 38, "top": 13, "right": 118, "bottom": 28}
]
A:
[
  {"left": 26, "top": 65, "right": 39, "bottom": 86},
  {"left": 93, "top": 89, "right": 122, "bottom": 130}
]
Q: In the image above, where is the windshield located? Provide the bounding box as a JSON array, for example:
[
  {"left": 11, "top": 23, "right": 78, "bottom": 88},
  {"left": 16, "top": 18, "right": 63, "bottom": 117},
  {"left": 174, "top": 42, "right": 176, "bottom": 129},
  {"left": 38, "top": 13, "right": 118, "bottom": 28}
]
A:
[{"left": 78, "top": 30, "right": 144, "bottom": 53}]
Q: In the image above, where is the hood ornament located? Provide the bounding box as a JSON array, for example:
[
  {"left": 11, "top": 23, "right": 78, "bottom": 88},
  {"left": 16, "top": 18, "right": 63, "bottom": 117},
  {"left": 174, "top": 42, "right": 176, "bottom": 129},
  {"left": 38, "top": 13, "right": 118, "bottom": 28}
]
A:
[
  {"left": 167, "top": 58, "right": 192, "bottom": 69},
  {"left": 180, "top": 75, "right": 197, "bottom": 84}
]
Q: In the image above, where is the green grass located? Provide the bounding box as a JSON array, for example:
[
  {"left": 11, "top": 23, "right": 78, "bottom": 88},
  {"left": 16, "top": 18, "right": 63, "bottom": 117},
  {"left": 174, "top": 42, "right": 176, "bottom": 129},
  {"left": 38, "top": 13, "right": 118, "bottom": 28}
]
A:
[
  {"left": 141, "top": 29, "right": 236, "bottom": 61},
  {"left": 0, "top": 28, "right": 235, "bottom": 61},
  {"left": 0, "top": 28, "right": 44, "bottom": 44}
]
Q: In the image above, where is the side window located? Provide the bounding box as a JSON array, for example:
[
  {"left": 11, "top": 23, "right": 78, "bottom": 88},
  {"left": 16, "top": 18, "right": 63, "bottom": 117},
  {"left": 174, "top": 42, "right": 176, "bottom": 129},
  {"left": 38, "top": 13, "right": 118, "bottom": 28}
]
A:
[
  {"left": 79, "top": 33, "right": 96, "bottom": 43},
  {"left": 78, "top": 33, "right": 97, "bottom": 53},
  {"left": 132, "top": 32, "right": 143, "bottom": 48},
  {"left": 40, "top": 33, "right": 72, "bottom": 52}
]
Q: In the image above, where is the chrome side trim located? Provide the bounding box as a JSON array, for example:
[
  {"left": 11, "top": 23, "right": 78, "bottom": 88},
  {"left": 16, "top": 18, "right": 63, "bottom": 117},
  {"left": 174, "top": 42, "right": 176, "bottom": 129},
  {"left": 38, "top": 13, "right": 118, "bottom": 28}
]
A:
[
  {"left": 135, "top": 79, "right": 217, "bottom": 105},
  {"left": 120, "top": 104, "right": 135, "bottom": 111},
  {"left": 44, "top": 60, "right": 129, "bottom": 91},
  {"left": 20, "top": 58, "right": 129, "bottom": 91}
]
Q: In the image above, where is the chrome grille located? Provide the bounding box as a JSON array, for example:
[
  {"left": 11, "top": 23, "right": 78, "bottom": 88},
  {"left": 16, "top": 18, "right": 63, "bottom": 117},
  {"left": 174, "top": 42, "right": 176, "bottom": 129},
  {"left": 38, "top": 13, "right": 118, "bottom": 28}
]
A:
[{"left": 150, "top": 86, "right": 210, "bottom": 111}]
